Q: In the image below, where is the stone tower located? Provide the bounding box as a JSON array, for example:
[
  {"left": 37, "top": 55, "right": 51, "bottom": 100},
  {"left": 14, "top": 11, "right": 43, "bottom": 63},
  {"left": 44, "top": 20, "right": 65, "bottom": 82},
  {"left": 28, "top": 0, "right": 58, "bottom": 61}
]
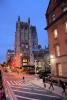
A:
[{"left": 15, "top": 16, "right": 38, "bottom": 66}]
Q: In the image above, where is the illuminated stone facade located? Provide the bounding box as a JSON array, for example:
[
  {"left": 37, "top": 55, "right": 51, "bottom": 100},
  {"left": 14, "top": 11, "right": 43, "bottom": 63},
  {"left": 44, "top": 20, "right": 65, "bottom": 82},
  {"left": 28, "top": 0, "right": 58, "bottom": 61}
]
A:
[{"left": 15, "top": 17, "right": 38, "bottom": 66}]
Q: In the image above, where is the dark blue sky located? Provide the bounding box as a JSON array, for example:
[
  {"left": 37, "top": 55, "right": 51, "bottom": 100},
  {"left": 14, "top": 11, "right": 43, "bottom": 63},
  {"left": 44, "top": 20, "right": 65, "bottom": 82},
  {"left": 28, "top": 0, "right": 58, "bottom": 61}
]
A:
[{"left": 0, "top": 0, "right": 49, "bottom": 63}]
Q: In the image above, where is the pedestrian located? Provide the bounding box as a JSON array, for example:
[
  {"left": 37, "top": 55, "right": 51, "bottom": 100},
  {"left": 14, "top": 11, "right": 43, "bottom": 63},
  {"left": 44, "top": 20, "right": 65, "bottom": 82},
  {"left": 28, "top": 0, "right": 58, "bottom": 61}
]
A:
[
  {"left": 59, "top": 80, "right": 66, "bottom": 95},
  {"left": 0, "top": 85, "right": 3, "bottom": 100},
  {"left": 49, "top": 79, "right": 54, "bottom": 90},
  {"left": 42, "top": 76, "right": 46, "bottom": 88},
  {"left": 23, "top": 76, "right": 25, "bottom": 83}
]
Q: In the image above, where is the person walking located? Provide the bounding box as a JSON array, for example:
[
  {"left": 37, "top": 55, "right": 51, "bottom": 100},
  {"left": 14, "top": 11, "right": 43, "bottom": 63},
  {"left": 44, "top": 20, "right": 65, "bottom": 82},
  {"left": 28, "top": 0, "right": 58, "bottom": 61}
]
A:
[
  {"left": 22, "top": 76, "right": 25, "bottom": 83},
  {"left": 49, "top": 79, "right": 54, "bottom": 90},
  {"left": 59, "top": 80, "right": 66, "bottom": 95},
  {"left": 0, "top": 85, "right": 4, "bottom": 100},
  {"left": 43, "top": 76, "right": 46, "bottom": 88}
]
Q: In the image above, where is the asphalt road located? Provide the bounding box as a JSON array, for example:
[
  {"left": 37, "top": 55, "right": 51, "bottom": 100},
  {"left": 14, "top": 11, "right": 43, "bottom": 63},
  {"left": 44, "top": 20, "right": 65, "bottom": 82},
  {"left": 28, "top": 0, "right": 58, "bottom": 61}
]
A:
[{"left": 6, "top": 78, "right": 62, "bottom": 100}]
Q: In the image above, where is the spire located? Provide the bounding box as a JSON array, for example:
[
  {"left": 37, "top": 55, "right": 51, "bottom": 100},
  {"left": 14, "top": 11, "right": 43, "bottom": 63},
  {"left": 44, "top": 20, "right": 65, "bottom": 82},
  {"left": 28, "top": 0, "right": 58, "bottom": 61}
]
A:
[
  {"left": 18, "top": 16, "right": 20, "bottom": 22},
  {"left": 28, "top": 17, "right": 30, "bottom": 25}
]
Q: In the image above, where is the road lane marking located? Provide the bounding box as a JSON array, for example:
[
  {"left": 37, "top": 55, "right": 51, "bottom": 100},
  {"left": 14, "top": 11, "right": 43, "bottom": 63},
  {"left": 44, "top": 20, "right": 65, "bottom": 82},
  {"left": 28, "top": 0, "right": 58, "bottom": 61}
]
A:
[
  {"left": 9, "top": 81, "right": 15, "bottom": 85},
  {"left": 7, "top": 80, "right": 33, "bottom": 88},
  {"left": 10, "top": 83, "right": 43, "bottom": 90},
  {"left": 14, "top": 81, "right": 18, "bottom": 85},
  {"left": 13, "top": 89, "right": 61, "bottom": 99},
  {"left": 11, "top": 86, "right": 32, "bottom": 90},
  {"left": 7, "top": 81, "right": 47, "bottom": 92},
  {"left": 26, "top": 85, "right": 43, "bottom": 89},
  {"left": 7, "top": 81, "right": 11, "bottom": 85},
  {"left": 10, "top": 84, "right": 33, "bottom": 89},
  {"left": 16, "top": 80, "right": 23, "bottom": 85},
  {"left": 11, "top": 86, "right": 47, "bottom": 92},
  {"left": 15, "top": 95, "right": 40, "bottom": 100}
]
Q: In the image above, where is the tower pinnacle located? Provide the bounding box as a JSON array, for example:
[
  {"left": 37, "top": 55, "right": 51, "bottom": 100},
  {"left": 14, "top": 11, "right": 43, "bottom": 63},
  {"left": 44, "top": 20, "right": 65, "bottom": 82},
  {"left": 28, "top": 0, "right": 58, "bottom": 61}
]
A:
[{"left": 18, "top": 16, "right": 20, "bottom": 22}]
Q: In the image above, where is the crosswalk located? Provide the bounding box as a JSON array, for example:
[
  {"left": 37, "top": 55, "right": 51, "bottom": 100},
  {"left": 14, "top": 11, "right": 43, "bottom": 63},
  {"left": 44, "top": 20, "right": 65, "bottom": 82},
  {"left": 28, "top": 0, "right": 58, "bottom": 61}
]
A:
[
  {"left": 6, "top": 79, "right": 62, "bottom": 100},
  {"left": 7, "top": 79, "right": 32, "bottom": 87}
]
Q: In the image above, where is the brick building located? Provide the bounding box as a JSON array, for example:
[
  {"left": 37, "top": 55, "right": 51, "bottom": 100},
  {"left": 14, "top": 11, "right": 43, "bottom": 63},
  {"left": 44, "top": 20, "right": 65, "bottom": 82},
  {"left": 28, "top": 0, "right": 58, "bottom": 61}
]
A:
[{"left": 45, "top": 0, "right": 67, "bottom": 78}]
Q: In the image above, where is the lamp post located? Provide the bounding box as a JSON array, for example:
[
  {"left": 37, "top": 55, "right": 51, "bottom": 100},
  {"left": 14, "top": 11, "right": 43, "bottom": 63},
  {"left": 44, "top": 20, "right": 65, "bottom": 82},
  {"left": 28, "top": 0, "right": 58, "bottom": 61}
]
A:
[
  {"left": 34, "top": 60, "right": 37, "bottom": 74},
  {"left": 50, "top": 55, "right": 56, "bottom": 64}
]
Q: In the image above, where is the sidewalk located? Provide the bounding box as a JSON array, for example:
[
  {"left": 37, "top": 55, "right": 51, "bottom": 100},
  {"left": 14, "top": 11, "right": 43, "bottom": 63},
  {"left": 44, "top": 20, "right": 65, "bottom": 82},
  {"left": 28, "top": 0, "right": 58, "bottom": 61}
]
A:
[{"left": 31, "top": 78, "right": 67, "bottom": 99}]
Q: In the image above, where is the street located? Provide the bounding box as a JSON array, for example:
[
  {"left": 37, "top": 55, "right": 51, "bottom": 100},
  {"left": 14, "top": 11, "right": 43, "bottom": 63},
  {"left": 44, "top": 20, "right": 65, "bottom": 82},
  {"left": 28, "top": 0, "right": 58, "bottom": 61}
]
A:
[{"left": 3, "top": 73, "right": 63, "bottom": 100}]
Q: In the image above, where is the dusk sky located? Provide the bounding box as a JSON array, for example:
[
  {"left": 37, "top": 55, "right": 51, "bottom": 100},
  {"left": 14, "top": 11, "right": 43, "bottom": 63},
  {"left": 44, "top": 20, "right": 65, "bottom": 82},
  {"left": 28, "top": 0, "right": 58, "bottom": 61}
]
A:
[{"left": 0, "top": 0, "right": 49, "bottom": 63}]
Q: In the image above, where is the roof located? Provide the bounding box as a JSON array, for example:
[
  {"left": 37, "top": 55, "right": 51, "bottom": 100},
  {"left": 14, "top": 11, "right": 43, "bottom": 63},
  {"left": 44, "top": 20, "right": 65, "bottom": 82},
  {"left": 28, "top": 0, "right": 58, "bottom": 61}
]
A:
[
  {"left": 46, "top": 0, "right": 67, "bottom": 16},
  {"left": 45, "top": 10, "right": 67, "bottom": 30},
  {"left": 32, "top": 48, "right": 49, "bottom": 53}
]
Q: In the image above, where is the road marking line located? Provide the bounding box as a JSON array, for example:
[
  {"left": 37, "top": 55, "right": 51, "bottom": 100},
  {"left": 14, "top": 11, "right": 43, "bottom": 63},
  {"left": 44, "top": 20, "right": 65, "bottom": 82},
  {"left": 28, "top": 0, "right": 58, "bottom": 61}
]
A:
[
  {"left": 10, "top": 81, "right": 15, "bottom": 85},
  {"left": 7, "top": 81, "right": 32, "bottom": 88},
  {"left": 10, "top": 84, "right": 33, "bottom": 88},
  {"left": 13, "top": 89, "right": 61, "bottom": 98},
  {"left": 18, "top": 81, "right": 23, "bottom": 84},
  {"left": 26, "top": 85, "right": 42, "bottom": 89},
  {"left": 11, "top": 86, "right": 32, "bottom": 90},
  {"left": 12, "top": 86, "right": 48, "bottom": 93},
  {"left": 28, "top": 88, "right": 46, "bottom": 92},
  {"left": 7, "top": 80, "right": 21, "bottom": 86},
  {"left": 11, "top": 86, "right": 46, "bottom": 92},
  {"left": 15, "top": 80, "right": 23, "bottom": 85},
  {"left": 7, "top": 81, "right": 11, "bottom": 85},
  {"left": 15, "top": 95, "right": 40, "bottom": 100},
  {"left": 14, "top": 81, "right": 18, "bottom": 85},
  {"left": 16, "top": 81, "right": 22, "bottom": 85}
]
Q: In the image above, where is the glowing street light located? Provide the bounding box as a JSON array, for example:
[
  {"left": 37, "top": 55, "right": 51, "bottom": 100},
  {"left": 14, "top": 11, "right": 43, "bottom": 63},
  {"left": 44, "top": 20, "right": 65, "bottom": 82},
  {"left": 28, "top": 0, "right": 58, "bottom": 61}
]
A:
[
  {"left": 50, "top": 54, "right": 56, "bottom": 64},
  {"left": 50, "top": 55, "right": 54, "bottom": 59}
]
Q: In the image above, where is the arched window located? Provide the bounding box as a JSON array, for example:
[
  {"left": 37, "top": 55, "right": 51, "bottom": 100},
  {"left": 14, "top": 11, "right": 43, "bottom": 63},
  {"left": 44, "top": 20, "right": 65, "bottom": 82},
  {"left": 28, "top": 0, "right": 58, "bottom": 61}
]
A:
[
  {"left": 55, "top": 45, "right": 60, "bottom": 56},
  {"left": 54, "top": 29, "right": 58, "bottom": 38},
  {"left": 65, "top": 22, "right": 67, "bottom": 32}
]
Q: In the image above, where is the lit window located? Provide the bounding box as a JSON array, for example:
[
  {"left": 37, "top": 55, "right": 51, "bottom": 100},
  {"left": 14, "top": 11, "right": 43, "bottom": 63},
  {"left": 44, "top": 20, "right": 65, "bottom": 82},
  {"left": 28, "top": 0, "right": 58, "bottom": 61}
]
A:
[
  {"left": 54, "top": 29, "right": 58, "bottom": 38},
  {"left": 58, "top": 64, "right": 62, "bottom": 76},
  {"left": 23, "top": 59, "right": 27, "bottom": 62},
  {"left": 38, "top": 62, "right": 41, "bottom": 67},
  {"left": 65, "top": 22, "right": 67, "bottom": 32},
  {"left": 23, "top": 63, "right": 27, "bottom": 65},
  {"left": 26, "top": 45, "right": 28, "bottom": 48},
  {"left": 56, "top": 45, "right": 60, "bottom": 56}
]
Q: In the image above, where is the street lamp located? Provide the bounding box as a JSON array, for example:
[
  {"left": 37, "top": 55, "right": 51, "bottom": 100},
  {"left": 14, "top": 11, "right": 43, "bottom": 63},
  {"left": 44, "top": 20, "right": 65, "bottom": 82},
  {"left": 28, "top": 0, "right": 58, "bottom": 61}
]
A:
[
  {"left": 34, "top": 60, "right": 37, "bottom": 74},
  {"left": 50, "top": 54, "right": 56, "bottom": 64},
  {"left": 50, "top": 55, "right": 54, "bottom": 59}
]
